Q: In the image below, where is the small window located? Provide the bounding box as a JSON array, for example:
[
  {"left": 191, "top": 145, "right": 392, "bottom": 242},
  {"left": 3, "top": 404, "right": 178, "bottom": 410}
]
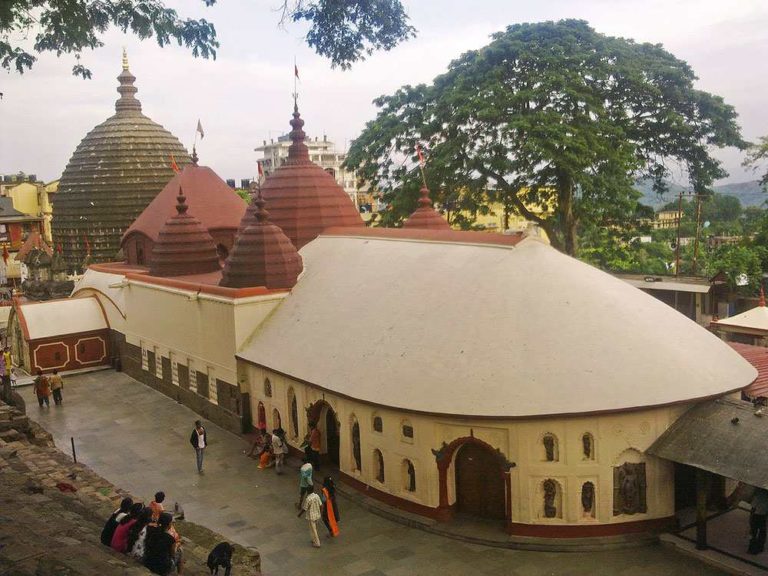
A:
[
  {"left": 257, "top": 402, "right": 267, "bottom": 430},
  {"left": 273, "top": 408, "right": 281, "bottom": 430},
  {"left": 402, "top": 423, "right": 414, "bottom": 439},
  {"left": 289, "top": 388, "right": 299, "bottom": 438},
  {"left": 402, "top": 459, "right": 416, "bottom": 492},
  {"left": 582, "top": 433, "right": 594, "bottom": 460},
  {"left": 264, "top": 378, "right": 272, "bottom": 397},
  {"left": 351, "top": 417, "right": 361, "bottom": 472},
  {"left": 373, "top": 415, "right": 383, "bottom": 433},
  {"left": 374, "top": 449, "right": 385, "bottom": 483}
]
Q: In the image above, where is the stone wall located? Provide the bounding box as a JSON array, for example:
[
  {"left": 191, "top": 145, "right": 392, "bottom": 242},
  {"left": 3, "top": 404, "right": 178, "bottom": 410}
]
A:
[
  {"left": 0, "top": 401, "right": 260, "bottom": 575},
  {"left": 114, "top": 330, "right": 247, "bottom": 434}
]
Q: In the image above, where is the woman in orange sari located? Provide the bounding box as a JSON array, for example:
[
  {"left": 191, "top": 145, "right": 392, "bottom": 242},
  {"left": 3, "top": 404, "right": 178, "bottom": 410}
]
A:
[{"left": 321, "top": 476, "right": 339, "bottom": 537}]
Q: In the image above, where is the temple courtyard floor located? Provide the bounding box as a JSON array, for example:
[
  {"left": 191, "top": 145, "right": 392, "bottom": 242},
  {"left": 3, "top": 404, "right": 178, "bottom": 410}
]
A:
[{"left": 19, "top": 370, "right": 736, "bottom": 576}]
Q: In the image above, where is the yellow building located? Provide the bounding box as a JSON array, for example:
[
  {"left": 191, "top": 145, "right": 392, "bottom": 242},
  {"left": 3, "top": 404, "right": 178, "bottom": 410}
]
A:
[{"left": 0, "top": 177, "right": 57, "bottom": 242}]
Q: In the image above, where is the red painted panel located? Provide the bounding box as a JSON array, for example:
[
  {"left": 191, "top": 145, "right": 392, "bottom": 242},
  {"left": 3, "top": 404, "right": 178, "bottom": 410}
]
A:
[{"left": 31, "top": 330, "right": 111, "bottom": 373}]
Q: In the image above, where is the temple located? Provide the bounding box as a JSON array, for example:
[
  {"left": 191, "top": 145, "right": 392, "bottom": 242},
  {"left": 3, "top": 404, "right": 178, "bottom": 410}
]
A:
[{"left": 10, "top": 57, "right": 761, "bottom": 544}]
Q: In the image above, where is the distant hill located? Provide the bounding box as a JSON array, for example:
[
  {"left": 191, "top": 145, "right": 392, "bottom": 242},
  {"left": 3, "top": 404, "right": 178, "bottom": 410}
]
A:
[{"left": 635, "top": 179, "right": 766, "bottom": 210}]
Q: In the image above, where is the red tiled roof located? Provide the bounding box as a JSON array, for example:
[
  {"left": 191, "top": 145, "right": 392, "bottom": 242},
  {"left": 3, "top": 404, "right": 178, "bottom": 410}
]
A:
[
  {"left": 148, "top": 188, "right": 221, "bottom": 277},
  {"left": 122, "top": 163, "right": 245, "bottom": 244},
  {"left": 16, "top": 231, "right": 52, "bottom": 261},
  {"left": 729, "top": 342, "right": 768, "bottom": 398}
]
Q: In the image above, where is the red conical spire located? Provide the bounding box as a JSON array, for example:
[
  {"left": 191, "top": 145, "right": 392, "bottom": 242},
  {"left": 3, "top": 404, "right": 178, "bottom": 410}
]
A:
[
  {"left": 149, "top": 187, "right": 220, "bottom": 277},
  {"left": 258, "top": 102, "right": 364, "bottom": 249},
  {"left": 403, "top": 185, "right": 450, "bottom": 230},
  {"left": 220, "top": 191, "right": 303, "bottom": 289}
]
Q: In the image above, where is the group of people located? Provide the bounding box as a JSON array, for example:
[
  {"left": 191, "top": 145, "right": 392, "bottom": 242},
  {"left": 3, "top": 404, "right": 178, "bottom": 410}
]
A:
[
  {"left": 33, "top": 369, "right": 64, "bottom": 407},
  {"left": 100, "top": 491, "right": 184, "bottom": 575},
  {"left": 240, "top": 420, "right": 340, "bottom": 548},
  {"left": 243, "top": 426, "right": 289, "bottom": 473}
]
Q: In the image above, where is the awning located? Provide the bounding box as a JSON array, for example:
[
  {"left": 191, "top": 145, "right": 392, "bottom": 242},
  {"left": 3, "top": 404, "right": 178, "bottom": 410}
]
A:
[{"left": 647, "top": 397, "right": 768, "bottom": 489}]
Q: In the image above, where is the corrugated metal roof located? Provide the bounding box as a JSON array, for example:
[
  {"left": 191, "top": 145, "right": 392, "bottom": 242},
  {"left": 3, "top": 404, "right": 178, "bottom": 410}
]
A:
[
  {"left": 729, "top": 342, "right": 768, "bottom": 399},
  {"left": 647, "top": 397, "right": 768, "bottom": 489}
]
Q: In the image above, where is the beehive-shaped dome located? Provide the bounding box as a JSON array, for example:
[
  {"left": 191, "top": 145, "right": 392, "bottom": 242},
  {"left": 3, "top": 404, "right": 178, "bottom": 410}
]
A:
[
  {"left": 53, "top": 52, "right": 190, "bottom": 271},
  {"left": 220, "top": 192, "right": 303, "bottom": 289},
  {"left": 403, "top": 185, "right": 451, "bottom": 230},
  {"left": 259, "top": 103, "right": 363, "bottom": 249},
  {"left": 149, "top": 187, "right": 220, "bottom": 277}
]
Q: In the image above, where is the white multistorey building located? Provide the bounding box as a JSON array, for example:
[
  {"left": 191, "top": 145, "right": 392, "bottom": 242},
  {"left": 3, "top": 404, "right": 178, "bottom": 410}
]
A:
[{"left": 255, "top": 135, "right": 362, "bottom": 207}]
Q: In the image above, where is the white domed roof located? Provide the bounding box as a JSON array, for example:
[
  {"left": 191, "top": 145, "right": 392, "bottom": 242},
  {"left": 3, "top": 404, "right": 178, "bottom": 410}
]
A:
[{"left": 237, "top": 233, "right": 756, "bottom": 417}]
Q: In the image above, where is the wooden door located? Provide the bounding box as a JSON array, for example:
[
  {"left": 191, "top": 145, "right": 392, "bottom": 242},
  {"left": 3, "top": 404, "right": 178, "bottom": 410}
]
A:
[
  {"left": 325, "top": 407, "right": 340, "bottom": 466},
  {"left": 455, "top": 443, "right": 506, "bottom": 520}
]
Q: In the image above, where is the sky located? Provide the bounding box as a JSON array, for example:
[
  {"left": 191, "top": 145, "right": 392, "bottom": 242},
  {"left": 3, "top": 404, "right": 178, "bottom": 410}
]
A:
[{"left": 1, "top": 0, "right": 767, "bottom": 185}]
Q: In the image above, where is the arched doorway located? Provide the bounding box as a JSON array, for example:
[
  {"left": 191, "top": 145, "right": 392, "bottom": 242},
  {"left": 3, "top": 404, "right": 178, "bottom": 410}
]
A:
[
  {"left": 308, "top": 400, "right": 340, "bottom": 468},
  {"left": 455, "top": 443, "right": 506, "bottom": 521}
]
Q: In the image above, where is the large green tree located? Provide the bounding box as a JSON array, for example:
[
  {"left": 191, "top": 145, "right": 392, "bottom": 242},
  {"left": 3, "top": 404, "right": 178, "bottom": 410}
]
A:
[
  {"left": 744, "top": 135, "right": 768, "bottom": 188},
  {"left": 346, "top": 19, "right": 746, "bottom": 255},
  {"left": 0, "top": 0, "right": 415, "bottom": 78}
]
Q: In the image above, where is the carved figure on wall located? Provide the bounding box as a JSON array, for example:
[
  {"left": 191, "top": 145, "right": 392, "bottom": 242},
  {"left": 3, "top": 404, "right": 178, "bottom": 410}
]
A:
[
  {"left": 582, "top": 433, "right": 593, "bottom": 459},
  {"left": 543, "top": 434, "right": 556, "bottom": 461},
  {"left": 352, "top": 421, "right": 362, "bottom": 471},
  {"left": 582, "top": 482, "right": 595, "bottom": 515},
  {"left": 543, "top": 479, "right": 557, "bottom": 518},
  {"left": 614, "top": 462, "right": 647, "bottom": 515},
  {"left": 406, "top": 460, "right": 416, "bottom": 491}
]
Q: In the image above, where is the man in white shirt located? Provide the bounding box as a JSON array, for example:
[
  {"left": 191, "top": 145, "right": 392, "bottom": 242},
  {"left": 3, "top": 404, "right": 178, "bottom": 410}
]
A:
[
  {"left": 297, "top": 486, "right": 323, "bottom": 548},
  {"left": 189, "top": 420, "right": 207, "bottom": 473}
]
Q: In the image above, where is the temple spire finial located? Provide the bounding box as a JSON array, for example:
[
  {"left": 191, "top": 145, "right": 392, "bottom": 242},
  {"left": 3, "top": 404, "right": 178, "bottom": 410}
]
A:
[
  {"left": 191, "top": 146, "right": 199, "bottom": 166},
  {"left": 176, "top": 186, "right": 188, "bottom": 215},
  {"left": 115, "top": 50, "right": 141, "bottom": 113},
  {"left": 122, "top": 47, "right": 129, "bottom": 71}
]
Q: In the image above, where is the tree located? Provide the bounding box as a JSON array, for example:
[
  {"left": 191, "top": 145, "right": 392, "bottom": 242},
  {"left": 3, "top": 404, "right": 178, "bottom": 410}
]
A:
[
  {"left": 345, "top": 20, "right": 746, "bottom": 256},
  {"left": 744, "top": 135, "right": 768, "bottom": 188},
  {"left": 0, "top": 0, "right": 415, "bottom": 78}
]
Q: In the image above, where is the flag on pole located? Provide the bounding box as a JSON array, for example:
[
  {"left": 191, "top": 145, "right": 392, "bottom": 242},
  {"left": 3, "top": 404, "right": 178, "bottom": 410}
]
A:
[
  {"left": 295, "top": 64, "right": 300, "bottom": 80},
  {"left": 170, "top": 154, "right": 180, "bottom": 174},
  {"left": 257, "top": 160, "right": 264, "bottom": 179},
  {"left": 416, "top": 143, "right": 425, "bottom": 168},
  {"left": 196, "top": 119, "right": 205, "bottom": 140}
]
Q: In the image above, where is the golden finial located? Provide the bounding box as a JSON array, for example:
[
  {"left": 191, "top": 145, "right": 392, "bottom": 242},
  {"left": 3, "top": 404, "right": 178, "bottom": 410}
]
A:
[{"left": 122, "top": 48, "right": 129, "bottom": 71}]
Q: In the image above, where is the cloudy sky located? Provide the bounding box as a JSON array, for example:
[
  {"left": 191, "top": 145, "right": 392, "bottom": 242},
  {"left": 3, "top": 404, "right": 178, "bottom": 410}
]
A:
[{"left": 1, "top": 0, "right": 767, "bottom": 185}]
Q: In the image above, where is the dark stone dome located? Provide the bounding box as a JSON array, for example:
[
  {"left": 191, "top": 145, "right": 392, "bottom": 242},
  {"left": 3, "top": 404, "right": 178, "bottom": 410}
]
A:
[
  {"left": 52, "top": 54, "right": 190, "bottom": 271},
  {"left": 259, "top": 104, "right": 363, "bottom": 250}
]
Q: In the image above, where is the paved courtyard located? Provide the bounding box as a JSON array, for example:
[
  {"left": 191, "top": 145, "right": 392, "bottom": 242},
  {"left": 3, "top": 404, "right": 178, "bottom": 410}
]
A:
[{"left": 20, "top": 370, "right": 729, "bottom": 576}]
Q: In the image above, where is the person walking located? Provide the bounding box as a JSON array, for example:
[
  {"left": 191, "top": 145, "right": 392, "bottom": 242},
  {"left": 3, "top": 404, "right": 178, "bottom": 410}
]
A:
[
  {"left": 297, "top": 457, "right": 313, "bottom": 509},
  {"left": 321, "top": 476, "right": 340, "bottom": 537},
  {"left": 297, "top": 486, "right": 323, "bottom": 548},
  {"left": 272, "top": 428, "right": 288, "bottom": 475},
  {"left": 49, "top": 369, "right": 64, "bottom": 406},
  {"left": 33, "top": 370, "right": 51, "bottom": 408},
  {"left": 189, "top": 420, "right": 207, "bottom": 474}
]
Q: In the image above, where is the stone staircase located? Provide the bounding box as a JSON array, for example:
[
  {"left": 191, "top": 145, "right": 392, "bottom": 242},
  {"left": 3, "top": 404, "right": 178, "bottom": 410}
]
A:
[{"left": 0, "top": 403, "right": 261, "bottom": 575}]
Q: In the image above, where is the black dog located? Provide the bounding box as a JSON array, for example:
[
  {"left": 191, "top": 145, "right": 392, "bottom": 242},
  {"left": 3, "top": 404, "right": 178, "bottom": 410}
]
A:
[{"left": 207, "top": 542, "right": 233, "bottom": 576}]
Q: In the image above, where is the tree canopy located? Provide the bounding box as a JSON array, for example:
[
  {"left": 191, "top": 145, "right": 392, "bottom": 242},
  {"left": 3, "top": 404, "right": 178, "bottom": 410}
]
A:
[
  {"left": 345, "top": 19, "right": 746, "bottom": 255},
  {"left": 0, "top": 0, "right": 415, "bottom": 78},
  {"left": 744, "top": 135, "right": 768, "bottom": 188}
]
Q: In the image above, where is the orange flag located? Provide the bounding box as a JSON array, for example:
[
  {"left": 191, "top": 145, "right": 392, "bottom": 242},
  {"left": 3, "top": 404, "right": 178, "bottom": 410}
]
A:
[{"left": 170, "top": 154, "right": 180, "bottom": 173}]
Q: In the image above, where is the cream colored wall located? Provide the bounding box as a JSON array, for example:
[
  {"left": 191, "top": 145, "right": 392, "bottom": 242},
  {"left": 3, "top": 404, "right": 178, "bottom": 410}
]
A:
[
  {"left": 244, "top": 362, "right": 684, "bottom": 526},
  {"left": 124, "top": 281, "right": 284, "bottom": 397}
]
